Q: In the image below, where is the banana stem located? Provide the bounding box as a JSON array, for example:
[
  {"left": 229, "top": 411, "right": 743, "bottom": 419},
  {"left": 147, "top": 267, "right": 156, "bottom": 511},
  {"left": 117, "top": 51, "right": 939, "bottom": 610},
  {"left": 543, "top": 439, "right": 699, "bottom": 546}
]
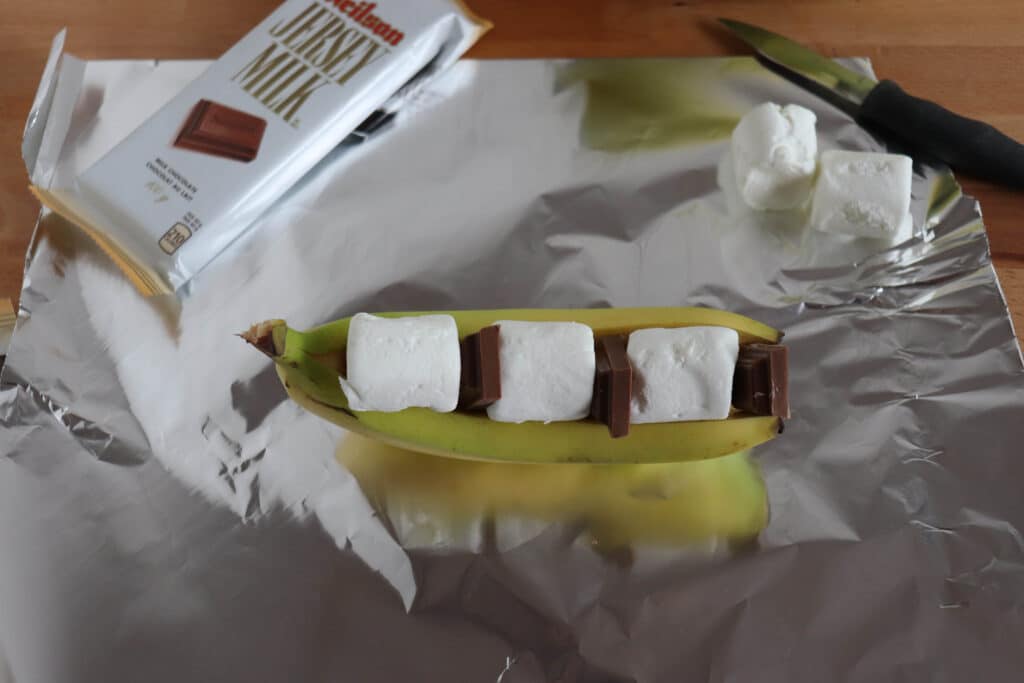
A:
[{"left": 240, "top": 320, "right": 287, "bottom": 358}]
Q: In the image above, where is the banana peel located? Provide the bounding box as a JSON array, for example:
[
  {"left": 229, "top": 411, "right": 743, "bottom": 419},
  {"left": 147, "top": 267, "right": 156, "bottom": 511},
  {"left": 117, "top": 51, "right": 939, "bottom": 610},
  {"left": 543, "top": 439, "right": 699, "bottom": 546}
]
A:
[
  {"left": 337, "top": 433, "right": 769, "bottom": 549},
  {"left": 244, "top": 307, "right": 784, "bottom": 465}
]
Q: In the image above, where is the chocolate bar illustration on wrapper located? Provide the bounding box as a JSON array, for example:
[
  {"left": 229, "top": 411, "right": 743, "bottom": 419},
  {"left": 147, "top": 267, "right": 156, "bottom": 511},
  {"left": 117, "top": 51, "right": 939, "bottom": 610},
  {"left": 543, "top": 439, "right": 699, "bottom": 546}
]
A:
[{"left": 173, "top": 100, "right": 267, "bottom": 162}]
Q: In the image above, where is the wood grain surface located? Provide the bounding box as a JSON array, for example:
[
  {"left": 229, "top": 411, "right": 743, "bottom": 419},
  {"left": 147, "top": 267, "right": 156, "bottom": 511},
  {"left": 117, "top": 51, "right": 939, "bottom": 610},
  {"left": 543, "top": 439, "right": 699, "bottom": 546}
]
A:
[{"left": 2, "top": 0, "right": 1022, "bottom": 334}]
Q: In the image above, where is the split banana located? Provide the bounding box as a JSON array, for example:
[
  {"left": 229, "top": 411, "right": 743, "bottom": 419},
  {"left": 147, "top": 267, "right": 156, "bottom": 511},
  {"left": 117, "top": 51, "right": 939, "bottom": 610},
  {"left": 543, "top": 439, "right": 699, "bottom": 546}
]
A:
[{"left": 244, "top": 307, "right": 784, "bottom": 465}]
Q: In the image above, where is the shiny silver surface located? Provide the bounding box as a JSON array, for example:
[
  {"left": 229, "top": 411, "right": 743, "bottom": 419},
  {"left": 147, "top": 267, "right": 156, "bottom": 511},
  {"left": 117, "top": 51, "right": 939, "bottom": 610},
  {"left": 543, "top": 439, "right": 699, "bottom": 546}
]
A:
[{"left": 2, "top": 51, "right": 1023, "bottom": 682}]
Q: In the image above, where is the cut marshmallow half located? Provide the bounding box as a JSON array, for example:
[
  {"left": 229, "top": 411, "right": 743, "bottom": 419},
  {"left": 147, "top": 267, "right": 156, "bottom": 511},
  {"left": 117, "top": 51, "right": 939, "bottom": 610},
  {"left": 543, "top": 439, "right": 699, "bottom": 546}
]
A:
[
  {"left": 810, "top": 149, "right": 914, "bottom": 242},
  {"left": 731, "top": 102, "right": 818, "bottom": 210},
  {"left": 486, "top": 320, "right": 596, "bottom": 424},
  {"left": 627, "top": 326, "right": 740, "bottom": 424},
  {"left": 341, "top": 313, "right": 461, "bottom": 413}
]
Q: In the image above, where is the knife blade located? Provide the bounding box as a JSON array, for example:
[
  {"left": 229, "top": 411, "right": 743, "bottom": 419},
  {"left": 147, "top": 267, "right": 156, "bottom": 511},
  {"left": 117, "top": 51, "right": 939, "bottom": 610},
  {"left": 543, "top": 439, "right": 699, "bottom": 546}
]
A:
[{"left": 720, "top": 18, "right": 1024, "bottom": 189}]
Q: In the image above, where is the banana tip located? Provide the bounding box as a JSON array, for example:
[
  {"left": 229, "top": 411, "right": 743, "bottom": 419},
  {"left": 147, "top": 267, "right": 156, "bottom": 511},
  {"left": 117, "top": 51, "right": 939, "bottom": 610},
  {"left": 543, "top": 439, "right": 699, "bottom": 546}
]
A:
[{"left": 240, "top": 319, "right": 285, "bottom": 357}]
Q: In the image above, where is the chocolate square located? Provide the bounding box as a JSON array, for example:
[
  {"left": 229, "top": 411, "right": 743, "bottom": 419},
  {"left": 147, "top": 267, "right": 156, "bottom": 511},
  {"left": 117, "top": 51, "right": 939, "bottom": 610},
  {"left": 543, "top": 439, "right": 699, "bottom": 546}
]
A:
[
  {"left": 733, "top": 344, "right": 790, "bottom": 418},
  {"left": 173, "top": 99, "right": 266, "bottom": 162},
  {"left": 590, "top": 334, "right": 632, "bottom": 438},
  {"left": 459, "top": 325, "right": 501, "bottom": 410}
]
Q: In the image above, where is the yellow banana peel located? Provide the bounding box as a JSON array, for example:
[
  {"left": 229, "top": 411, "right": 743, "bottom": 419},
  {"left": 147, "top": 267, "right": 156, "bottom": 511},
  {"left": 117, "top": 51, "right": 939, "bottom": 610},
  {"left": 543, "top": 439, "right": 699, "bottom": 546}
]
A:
[{"left": 245, "top": 307, "right": 784, "bottom": 465}]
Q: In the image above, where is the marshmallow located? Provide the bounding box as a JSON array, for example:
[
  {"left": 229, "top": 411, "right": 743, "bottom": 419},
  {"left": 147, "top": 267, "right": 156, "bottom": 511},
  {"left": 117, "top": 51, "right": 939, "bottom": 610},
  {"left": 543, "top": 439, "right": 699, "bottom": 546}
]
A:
[
  {"left": 731, "top": 102, "right": 818, "bottom": 210},
  {"left": 487, "top": 321, "right": 595, "bottom": 424},
  {"left": 810, "top": 150, "right": 914, "bottom": 242},
  {"left": 628, "top": 326, "right": 739, "bottom": 424},
  {"left": 341, "top": 313, "right": 460, "bottom": 413}
]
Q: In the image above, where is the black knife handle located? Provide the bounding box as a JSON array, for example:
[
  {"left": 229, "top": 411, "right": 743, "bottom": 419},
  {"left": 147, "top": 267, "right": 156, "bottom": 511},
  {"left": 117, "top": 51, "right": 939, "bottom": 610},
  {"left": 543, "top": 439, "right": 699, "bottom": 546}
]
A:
[{"left": 857, "top": 79, "right": 1024, "bottom": 189}]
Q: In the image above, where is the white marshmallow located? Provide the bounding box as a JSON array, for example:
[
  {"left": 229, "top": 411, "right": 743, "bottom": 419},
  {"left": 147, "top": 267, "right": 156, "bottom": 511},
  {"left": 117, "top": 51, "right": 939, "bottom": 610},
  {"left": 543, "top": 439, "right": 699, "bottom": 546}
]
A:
[
  {"left": 486, "top": 321, "right": 595, "bottom": 424},
  {"left": 628, "top": 326, "right": 739, "bottom": 424},
  {"left": 341, "top": 313, "right": 460, "bottom": 413},
  {"left": 810, "top": 150, "right": 914, "bottom": 242},
  {"left": 731, "top": 102, "right": 818, "bottom": 210}
]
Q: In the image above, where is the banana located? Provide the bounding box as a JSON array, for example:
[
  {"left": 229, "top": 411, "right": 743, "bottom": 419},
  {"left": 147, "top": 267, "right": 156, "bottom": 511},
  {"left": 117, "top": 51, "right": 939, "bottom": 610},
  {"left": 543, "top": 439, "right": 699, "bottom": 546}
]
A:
[
  {"left": 337, "top": 434, "right": 768, "bottom": 548},
  {"left": 244, "top": 307, "right": 784, "bottom": 464}
]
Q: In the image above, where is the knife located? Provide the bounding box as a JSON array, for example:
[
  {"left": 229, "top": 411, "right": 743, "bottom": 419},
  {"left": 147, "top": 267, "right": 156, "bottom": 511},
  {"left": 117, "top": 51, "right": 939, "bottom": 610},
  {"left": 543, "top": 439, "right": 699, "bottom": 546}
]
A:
[{"left": 720, "top": 18, "right": 1024, "bottom": 189}]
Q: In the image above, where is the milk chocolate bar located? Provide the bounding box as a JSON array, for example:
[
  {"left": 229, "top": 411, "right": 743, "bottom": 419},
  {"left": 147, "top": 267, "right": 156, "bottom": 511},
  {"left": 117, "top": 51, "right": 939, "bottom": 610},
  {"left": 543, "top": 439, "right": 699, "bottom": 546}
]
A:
[
  {"left": 733, "top": 344, "right": 789, "bottom": 418},
  {"left": 459, "top": 326, "right": 501, "bottom": 409},
  {"left": 33, "top": 1, "right": 491, "bottom": 294},
  {"left": 173, "top": 100, "right": 267, "bottom": 162},
  {"left": 590, "top": 335, "right": 632, "bottom": 438}
]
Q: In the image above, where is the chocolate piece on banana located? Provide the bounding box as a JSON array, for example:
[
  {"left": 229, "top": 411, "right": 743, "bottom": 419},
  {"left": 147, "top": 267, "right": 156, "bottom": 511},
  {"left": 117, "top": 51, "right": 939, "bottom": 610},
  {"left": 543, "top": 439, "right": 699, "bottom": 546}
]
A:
[
  {"left": 459, "top": 325, "right": 501, "bottom": 410},
  {"left": 591, "top": 335, "right": 632, "bottom": 438},
  {"left": 733, "top": 344, "right": 790, "bottom": 419}
]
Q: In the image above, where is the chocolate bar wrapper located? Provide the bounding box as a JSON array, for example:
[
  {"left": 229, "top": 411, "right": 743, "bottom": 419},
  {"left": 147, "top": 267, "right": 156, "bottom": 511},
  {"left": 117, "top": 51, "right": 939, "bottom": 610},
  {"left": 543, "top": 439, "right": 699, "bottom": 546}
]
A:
[{"left": 31, "top": 1, "right": 490, "bottom": 295}]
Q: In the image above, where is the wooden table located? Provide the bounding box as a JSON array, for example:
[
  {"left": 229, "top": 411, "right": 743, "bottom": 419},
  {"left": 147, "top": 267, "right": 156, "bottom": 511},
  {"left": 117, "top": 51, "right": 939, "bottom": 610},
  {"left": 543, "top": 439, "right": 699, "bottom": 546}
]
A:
[{"left": 2, "top": 0, "right": 1022, "bottom": 334}]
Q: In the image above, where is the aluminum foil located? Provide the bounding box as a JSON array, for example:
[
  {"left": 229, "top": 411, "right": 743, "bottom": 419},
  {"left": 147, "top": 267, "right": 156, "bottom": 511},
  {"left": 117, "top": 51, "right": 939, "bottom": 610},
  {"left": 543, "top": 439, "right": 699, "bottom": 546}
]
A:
[{"left": 3, "top": 42, "right": 1024, "bottom": 682}]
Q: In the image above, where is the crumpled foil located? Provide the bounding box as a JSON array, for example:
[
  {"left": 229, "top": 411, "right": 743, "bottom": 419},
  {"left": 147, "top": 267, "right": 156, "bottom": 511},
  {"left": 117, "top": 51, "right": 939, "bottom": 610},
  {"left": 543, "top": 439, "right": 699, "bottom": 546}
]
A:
[{"left": 2, "top": 41, "right": 1024, "bottom": 682}]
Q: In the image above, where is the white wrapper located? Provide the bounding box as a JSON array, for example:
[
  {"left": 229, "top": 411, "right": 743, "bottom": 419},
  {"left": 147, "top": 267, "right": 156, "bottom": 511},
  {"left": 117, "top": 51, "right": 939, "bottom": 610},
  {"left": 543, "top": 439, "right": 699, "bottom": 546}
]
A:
[{"left": 30, "top": 0, "right": 489, "bottom": 295}]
